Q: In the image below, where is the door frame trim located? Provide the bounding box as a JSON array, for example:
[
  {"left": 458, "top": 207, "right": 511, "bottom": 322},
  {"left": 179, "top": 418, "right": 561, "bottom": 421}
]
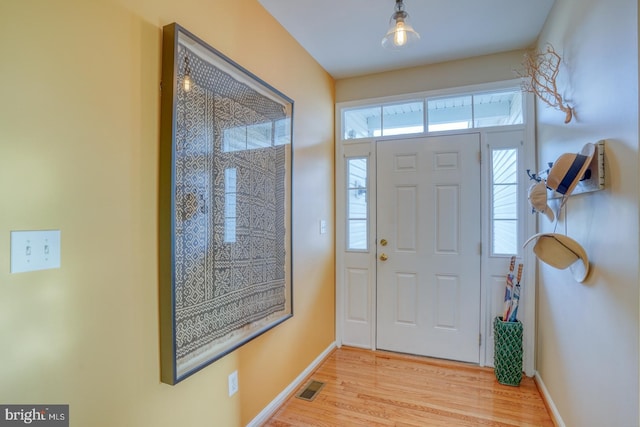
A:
[{"left": 335, "top": 80, "right": 536, "bottom": 375}]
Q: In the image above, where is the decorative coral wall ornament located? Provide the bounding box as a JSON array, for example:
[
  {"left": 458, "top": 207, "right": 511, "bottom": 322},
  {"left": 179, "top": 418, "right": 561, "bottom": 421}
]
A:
[{"left": 517, "top": 43, "right": 573, "bottom": 123}]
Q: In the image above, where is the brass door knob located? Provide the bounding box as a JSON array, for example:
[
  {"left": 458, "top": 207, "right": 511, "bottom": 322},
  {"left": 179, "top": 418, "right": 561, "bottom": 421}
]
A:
[
  {"left": 379, "top": 253, "right": 388, "bottom": 261},
  {"left": 380, "top": 238, "right": 388, "bottom": 246}
]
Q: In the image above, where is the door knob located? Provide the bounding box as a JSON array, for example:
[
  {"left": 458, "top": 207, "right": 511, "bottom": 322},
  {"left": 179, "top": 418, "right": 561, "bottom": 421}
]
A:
[
  {"left": 380, "top": 238, "right": 388, "bottom": 246},
  {"left": 379, "top": 253, "right": 388, "bottom": 261}
]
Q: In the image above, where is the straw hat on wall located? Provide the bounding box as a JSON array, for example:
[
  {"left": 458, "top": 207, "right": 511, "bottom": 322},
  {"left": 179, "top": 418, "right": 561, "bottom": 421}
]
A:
[
  {"left": 528, "top": 181, "right": 554, "bottom": 222},
  {"left": 546, "top": 142, "right": 596, "bottom": 199},
  {"left": 523, "top": 233, "right": 590, "bottom": 282}
]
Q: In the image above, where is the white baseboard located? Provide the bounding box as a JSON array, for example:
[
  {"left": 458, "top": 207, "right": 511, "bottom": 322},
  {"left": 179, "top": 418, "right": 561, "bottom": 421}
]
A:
[
  {"left": 534, "top": 371, "right": 566, "bottom": 427},
  {"left": 246, "top": 341, "right": 337, "bottom": 427}
]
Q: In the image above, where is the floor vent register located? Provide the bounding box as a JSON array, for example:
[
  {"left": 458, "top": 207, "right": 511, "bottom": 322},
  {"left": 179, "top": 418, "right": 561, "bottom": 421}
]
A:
[{"left": 295, "top": 380, "right": 325, "bottom": 402}]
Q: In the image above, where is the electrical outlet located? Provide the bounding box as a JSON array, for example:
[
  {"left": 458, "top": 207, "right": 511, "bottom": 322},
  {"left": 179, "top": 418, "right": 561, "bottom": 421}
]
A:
[{"left": 228, "top": 370, "right": 238, "bottom": 397}]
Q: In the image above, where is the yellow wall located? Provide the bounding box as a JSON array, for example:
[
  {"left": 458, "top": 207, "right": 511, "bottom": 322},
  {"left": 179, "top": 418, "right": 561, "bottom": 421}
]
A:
[
  {"left": 535, "top": 0, "right": 638, "bottom": 425},
  {"left": 0, "top": 1, "right": 335, "bottom": 426}
]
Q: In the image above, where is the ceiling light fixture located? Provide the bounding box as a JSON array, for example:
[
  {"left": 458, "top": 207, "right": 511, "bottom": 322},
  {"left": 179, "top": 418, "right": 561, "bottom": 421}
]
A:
[{"left": 382, "top": 0, "right": 420, "bottom": 49}]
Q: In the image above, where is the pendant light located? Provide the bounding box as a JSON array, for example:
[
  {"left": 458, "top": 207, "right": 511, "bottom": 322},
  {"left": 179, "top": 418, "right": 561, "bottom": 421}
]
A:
[{"left": 382, "top": 0, "right": 420, "bottom": 49}]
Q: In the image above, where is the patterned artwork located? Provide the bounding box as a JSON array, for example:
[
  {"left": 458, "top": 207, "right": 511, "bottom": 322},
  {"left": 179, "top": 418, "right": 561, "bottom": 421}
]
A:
[{"left": 160, "top": 24, "right": 293, "bottom": 384}]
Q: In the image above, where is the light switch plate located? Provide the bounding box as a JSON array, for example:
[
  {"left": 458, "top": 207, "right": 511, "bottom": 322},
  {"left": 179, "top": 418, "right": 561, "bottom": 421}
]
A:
[
  {"left": 11, "top": 230, "right": 61, "bottom": 273},
  {"left": 228, "top": 370, "right": 238, "bottom": 396}
]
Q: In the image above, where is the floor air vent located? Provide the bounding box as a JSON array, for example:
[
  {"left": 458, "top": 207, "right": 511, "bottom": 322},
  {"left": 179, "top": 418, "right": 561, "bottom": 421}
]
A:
[{"left": 295, "top": 380, "right": 325, "bottom": 402}]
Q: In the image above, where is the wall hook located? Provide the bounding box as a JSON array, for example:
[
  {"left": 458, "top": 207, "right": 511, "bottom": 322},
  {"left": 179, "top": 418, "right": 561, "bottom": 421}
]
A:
[
  {"left": 526, "top": 169, "right": 542, "bottom": 182},
  {"left": 526, "top": 165, "right": 551, "bottom": 183}
]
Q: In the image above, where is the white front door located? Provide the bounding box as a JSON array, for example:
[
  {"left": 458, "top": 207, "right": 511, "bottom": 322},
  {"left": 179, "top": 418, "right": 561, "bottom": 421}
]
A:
[{"left": 376, "top": 134, "right": 481, "bottom": 363}]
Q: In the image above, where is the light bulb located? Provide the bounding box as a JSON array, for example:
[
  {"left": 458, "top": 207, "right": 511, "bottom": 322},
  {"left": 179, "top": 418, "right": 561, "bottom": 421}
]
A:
[
  {"left": 183, "top": 75, "right": 192, "bottom": 92},
  {"left": 394, "top": 21, "right": 407, "bottom": 46}
]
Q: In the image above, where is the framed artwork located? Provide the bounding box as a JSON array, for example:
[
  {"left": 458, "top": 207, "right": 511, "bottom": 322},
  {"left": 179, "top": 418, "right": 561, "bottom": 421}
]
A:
[{"left": 159, "top": 23, "right": 293, "bottom": 385}]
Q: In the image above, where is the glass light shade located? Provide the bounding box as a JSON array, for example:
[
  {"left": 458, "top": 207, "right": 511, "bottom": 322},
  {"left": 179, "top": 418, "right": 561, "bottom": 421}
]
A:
[{"left": 381, "top": 2, "right": 420, "bottom": 49}]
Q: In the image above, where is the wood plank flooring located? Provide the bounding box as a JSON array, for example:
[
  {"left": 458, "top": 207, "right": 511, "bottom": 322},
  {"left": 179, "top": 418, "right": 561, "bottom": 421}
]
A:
[{"left": 264, "top": 347, "right": 554, "bottom": 426}]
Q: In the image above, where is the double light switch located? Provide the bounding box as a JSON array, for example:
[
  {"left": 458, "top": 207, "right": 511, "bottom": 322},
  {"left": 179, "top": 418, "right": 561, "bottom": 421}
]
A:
[{"left": 10, "top": 230, "right": 61, "bottom": 273}]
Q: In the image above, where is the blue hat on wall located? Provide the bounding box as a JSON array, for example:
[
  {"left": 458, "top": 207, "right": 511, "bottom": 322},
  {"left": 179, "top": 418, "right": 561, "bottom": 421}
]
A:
[{"left": 546, "top": 143, "right": 596, "bottom": 198}]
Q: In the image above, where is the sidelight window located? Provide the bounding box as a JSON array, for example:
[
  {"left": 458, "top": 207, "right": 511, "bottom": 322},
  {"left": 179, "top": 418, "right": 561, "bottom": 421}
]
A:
[
  {"left": 491, "top": 148, "right": 518, "bottom": 255},
  {"left": 346, "top": 157, "right": 368, "bottom": 250}
]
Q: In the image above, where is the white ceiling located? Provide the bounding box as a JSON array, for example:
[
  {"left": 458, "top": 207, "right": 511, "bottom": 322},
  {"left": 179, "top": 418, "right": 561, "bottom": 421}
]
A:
[{"left": 258, "top": 0, "right": 556, "bottom": 79}]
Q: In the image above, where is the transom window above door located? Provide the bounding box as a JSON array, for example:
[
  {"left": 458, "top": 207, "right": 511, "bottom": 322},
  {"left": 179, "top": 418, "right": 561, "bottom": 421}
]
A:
[{"left": 342, "top": 89, "right": 523, "bottom": 140}]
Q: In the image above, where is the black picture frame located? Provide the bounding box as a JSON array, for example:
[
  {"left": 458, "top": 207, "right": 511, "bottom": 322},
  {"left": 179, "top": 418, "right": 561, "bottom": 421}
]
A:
[{"left": 159, "top": 23, "right": 293, "bottom": 385}]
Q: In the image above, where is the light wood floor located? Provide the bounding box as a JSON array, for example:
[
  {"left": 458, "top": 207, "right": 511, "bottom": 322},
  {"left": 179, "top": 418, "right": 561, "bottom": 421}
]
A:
[{"left": 264, "top": 347, "right": 554, "bottom": 427}]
